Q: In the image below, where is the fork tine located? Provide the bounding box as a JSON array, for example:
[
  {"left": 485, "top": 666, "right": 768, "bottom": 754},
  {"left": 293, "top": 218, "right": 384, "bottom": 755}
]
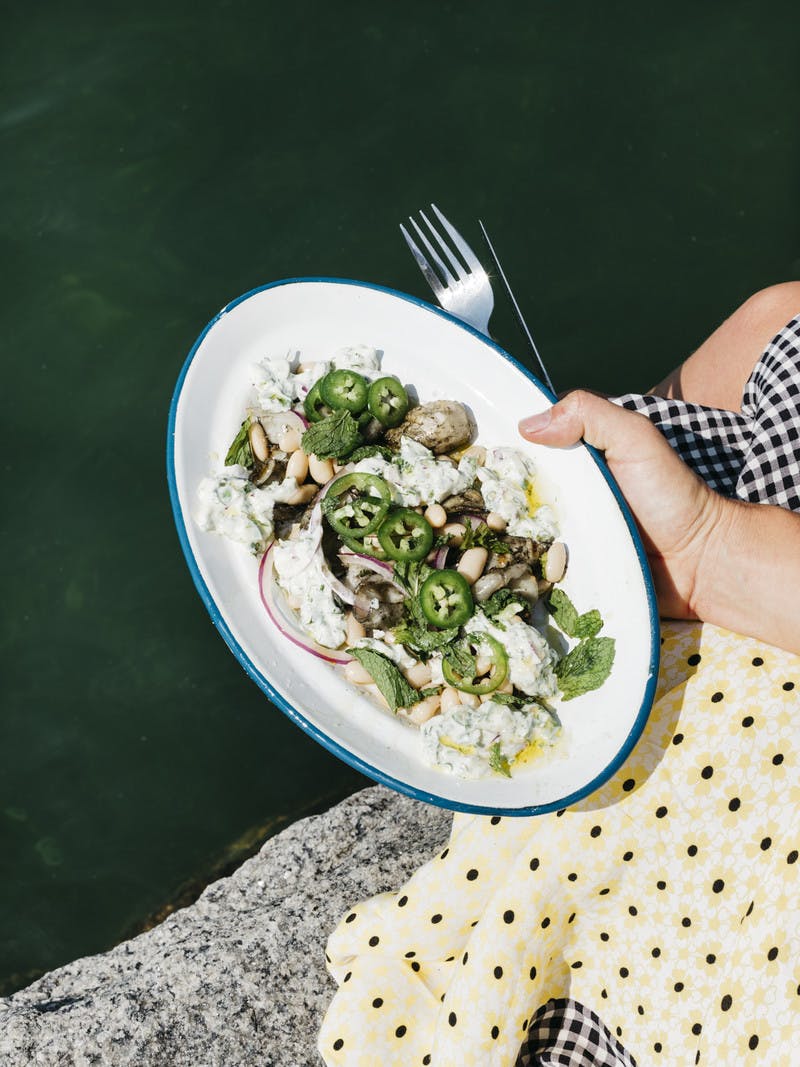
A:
[
  {"left": 409, "top": 215, "right": 458, "bottom": 287},
  {"left": 430, "top": 203, "right": 484, "bottom": 272},
  {"left": 417, "top": 210, "right": 470, "bottom": 284},
  {"left": 400, "top": 223, "right": 446, "bottom": 299}
]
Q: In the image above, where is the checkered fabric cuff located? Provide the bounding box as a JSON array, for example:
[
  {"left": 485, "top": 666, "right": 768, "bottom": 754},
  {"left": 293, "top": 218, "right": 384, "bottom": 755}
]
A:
[
  {"left": 613, "top": 313, "right": 800, "bottom": 512},
  {"left": 516, "top": 998, "right": 637, "bottom": 1067}
]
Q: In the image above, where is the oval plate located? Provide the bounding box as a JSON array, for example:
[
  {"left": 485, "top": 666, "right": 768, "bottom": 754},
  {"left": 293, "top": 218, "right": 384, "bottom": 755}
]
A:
[{"left": 167, "top": 278, "right": 659, "bottom": 815}]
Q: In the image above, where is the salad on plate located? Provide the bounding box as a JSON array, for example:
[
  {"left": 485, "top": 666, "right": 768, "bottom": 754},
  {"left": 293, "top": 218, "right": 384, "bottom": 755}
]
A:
[{"left": 195, "top": 344, "right": 615, "bottom": 779}]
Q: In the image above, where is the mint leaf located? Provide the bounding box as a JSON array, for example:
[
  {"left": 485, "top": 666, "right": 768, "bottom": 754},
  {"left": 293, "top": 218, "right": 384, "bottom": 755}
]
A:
[
  {"left": 547, "top": 587, "right": 579, "bottom": 636},
  {"left": 443, "top": 638, "right": 477, "bottom": 679},
  {"left": 346, "top": 647, "right": 420, "bottom": 712},
  {"left": 347, "top": 444, "right": 395, "bottom": 463},
  {"left": 574, "top": 609, "right": 603, "bottom": 639},
  {"left": 225, "top": 419, "right": 253, "bottom": 468},
  {"left": 488, "top": 742, "right": 512, "bottom": 778},
  {"left": 555, "top": 636, "right": 616, "bottom": 701},
  {"left": 301, "top": 410, "right": 362, "bottom": 460},
  {"left": 481, "top": 588, "right": 527, "bottom": 625},
  {"left": 548, "top": 588, "right": 604, "bottom": 640},
  {"left": 489, "top": 692, "right": 529, "bottom": 709}
]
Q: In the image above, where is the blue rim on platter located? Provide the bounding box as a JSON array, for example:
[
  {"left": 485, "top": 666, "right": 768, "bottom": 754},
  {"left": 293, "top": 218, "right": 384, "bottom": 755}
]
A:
[{"left": 166, "top": 277, "right": 660, "bottom": 816}]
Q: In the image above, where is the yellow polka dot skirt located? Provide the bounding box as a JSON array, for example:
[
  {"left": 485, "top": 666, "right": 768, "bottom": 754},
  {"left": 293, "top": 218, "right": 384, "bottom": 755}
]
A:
[{"left": 319, "top": 623, "right": 800, "bottom": 1065}]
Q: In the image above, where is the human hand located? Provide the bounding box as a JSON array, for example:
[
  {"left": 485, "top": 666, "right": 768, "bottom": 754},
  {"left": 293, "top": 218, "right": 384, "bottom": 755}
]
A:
[{"left": 519, "top": 391, "right": 724, "bottom": 619}]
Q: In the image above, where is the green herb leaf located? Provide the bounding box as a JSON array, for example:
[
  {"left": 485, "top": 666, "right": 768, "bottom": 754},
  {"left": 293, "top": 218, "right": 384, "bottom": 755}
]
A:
[
  {"left": 481, "top": 588, "right": 527, "bottom": 625},
  {"left": 548, "top": 588, "right": 604, "bottom": 640},
  {"left": 347, "top": 444, "right": 395, "bottom": 463},
  {"left": 301, "top": 409, "right": 362, "bottom": 460},
  {"left": 346, "top": 647, "right": 420, "bottom": 712},
  {"left": 574, "top": 609, "right": 603, "bottom": 639},
  {"left": 225, "top": 419, "right": 253, "bottom": 468},
  {"left": 555, "top": 636, "right": 616, "bottom": 701},
  {"left": 453, "top": 518, "right": 508, "bottom": 554},
  {"left": 547, "top": 587, "right": 579, "bottom": 636},
  {"left": 489, "top": 691, "right": 529, "bottom": 709},
  {"left": 419, "top": 686, "right": 443, "bottom": 699},
  {"left": 488, "top": 742, "right": 512, "bottom": 778},
  {"left": 443, "top": 638, "right": 477, "bottom": 679}
]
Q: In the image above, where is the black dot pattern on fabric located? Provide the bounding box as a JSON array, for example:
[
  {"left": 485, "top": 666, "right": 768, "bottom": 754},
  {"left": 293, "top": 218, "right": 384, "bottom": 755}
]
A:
[
  {"left": 423, "top": 1056, "right": 431, "bottom": 1065},
  {"left": 529, "top": 966, "right": 537, "bottom": 980},
  {"left": 398, "top": 896, "right": 408, "bottom": 907},
  {"left": 448, "top": 1012, "right": 457, "bottom": 1027},
  {"left": 345, "top": 913, "right": 356, "bottom": 923},
  {"left": 783, "top": 681, "right": 795, "bottom": 691},
  {"left": 787, "top": 850, "right": 798, "bottom": 864},
  {"left": 623, "top": 850, "right": 634, "bottom": 861},
  {"left": 411, "top": 961, "right": 420, "bottom": 972},
  {"left": 491, "top": 1025, "right": 500, "bottom": 1039},
  {"left": 711, "top": 691, "right": 724, "bottom": 703},
  {"left": 395, "top": 1025, "right": 407, "bottom": 1038},
  {"left": 721, "top": 994, "right": 732, "bottom": 1011},
  {"left": 440, "top": 848, "right": 449, "bottom": 859},
  {"left": 529, "top": 857, "right": 540, "bottom": 871},
  {"left": 462, "top": 952, "right": 468, "bottom": 965},
  {"left": 657, "top": 880, "right": 667, "bottom": 890},
  {"left": 651, "top": 947, "right": 660, "bottom": 957},
  {"left": 541, "top": 916, "right": 550, "bottom": 928},
  {"left": 430, "top": 914, "right": 442, "bottom": 924},
  {"left": 768, "top": 946, "right": 779, "bottom": 961},
  {"left": 490, "top": 816, "right": 501, "bottom": 825},
  {"left": 494, "top": 966, "right": 503, "bottom": 979},
  {"left": 672, "top": 732, "right": 684, "bottom": 745},
  {"left": 405, "top": 950, "right": 415, "bottom": 958},
  {"left": 466, "top": 868, "right": 479, "bottom": 881},
  {"left": 369, "top": 935, "right": 379, "bottom": 946},
  {"left": 503, "top": 910, "right": 515, "bottom": 924},
  {"left": 623, "top": 778, "right": 635, "bottom": 791},
  {"left": 749, "top": 1036, "right": 759, "bottom": 1050},
  {"left": 655, "top": 805, "right": 668, "bottom": 818},
  {"left": 590, "top": 825, "right": 602, "bottom": 837},
  {"left": 343, "top": 971, "right": 351, "bottom": 983},
  {"left": 742, "top": 715, "right": 754, "bottom": 727},
  {"left": 701, "top": 765, "right": 713, "bottom": 779},
  {"left": 752, "top": 656, "right": 764, "bottom": 666},
  {"left": 712, "top": 878, "right": 725, "bottom": 893},
  {"left": 333, "top": 1038, "right": 344, "bottom": 1051},
  {"left": 601, "top": 932, "right": 610, "bottom": 942},
  {"left": 688, "top": 653, "right": 701, "bottom": 665}
]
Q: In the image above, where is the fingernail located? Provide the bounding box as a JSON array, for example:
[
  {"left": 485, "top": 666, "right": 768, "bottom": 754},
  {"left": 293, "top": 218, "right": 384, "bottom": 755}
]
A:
[{"left": 518, "top": 410, "right": 551, "bottom": 436}]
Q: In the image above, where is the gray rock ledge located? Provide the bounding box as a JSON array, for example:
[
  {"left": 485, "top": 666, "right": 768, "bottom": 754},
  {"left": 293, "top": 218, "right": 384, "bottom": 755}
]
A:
[{"left": 0, "top": 787, "right": 451, "bottom": 1067}]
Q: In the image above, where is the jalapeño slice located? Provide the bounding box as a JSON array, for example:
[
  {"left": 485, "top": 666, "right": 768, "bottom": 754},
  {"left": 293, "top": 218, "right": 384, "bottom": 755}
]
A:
[
  {"left": 319, "top": 369, "right": 369, "bottom": 413},
  {"left": 367, "top": 376, "right": 410, "bottom": 427},
  {"left": 442, "top": 634, "right": 508, "bottom": 694},
  {"left": 322, "top": 473, "right": 392, "bottom": 538},
  {"left": 419, "top": 569, "right": 474, "bottom": 629},
  {"left": 377, "top": 508, "right": 434, "bottom": 562},
  {"left": 304, "top": 380, "right": 334, "bottom": 423}
]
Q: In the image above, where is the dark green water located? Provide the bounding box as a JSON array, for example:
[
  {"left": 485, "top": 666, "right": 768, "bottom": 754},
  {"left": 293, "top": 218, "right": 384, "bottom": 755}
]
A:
[{"left": 2, "top": 1, "right": 798, "bottom": 992}]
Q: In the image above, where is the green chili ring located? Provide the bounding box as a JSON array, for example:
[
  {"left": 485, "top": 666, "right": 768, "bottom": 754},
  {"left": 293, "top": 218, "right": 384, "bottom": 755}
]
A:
[
  {"left": 442, "top": 634, "right": 508, "bottom": 694},
  {"left": 418, "top": 569, "right": 474, "bottom": 629},
  {"left": 319, "top": 368, "right": 369, "bottom": 413},
  {"left": 303, "top": 380, "right": 334, "bottom": 423},
  {"left": 376, "top": 507, "right": 434, "bottom": 562},
  {"left": 367, "top": 376, "right": 410, "bottom": 427},
  {"left": 322, "top": 472, "right": 393, "bottom": 538}
]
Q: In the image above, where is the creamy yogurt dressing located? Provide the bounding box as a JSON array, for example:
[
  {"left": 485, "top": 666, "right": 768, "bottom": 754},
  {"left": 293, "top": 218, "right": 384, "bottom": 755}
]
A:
[
  {"left": 352, "top": 436, "right": 477, "bottom": 507},
  {"left": 195, "top": 471, "right": 299, "bottom": 553},
  {"left": 271, "top": 527, "right": 346, "bottom": 649},
  {"left": 465, "top": 606, "right": 558, "bottom": 698},
  {"left": 477, "top": 447, "right": 558, "bottom": 541},
  {"left": 250, "top": 345, "right": 382, "bottom": 413},
  {"left": 421, "top": 699, "right": 560, "bottom": 779}
]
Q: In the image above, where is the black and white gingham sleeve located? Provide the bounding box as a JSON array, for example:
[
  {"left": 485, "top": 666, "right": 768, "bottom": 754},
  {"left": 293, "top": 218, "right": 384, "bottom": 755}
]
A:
[
  {"left": 517, "top": 998, "right": 637, "bottom": 1067},
  {"left": 612, "top": 313, "right": 800, "bottom": 513}
]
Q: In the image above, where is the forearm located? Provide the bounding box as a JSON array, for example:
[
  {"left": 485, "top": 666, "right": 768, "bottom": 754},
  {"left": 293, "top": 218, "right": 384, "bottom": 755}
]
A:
[{"left": 691, "top": 497, "right": 800, "bottom": 655}]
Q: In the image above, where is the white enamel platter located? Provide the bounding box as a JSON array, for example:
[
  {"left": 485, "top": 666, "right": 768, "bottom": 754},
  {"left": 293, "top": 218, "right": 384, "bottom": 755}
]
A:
[{"left": 167, "top": 278, "right": 659, "bottom": 815}]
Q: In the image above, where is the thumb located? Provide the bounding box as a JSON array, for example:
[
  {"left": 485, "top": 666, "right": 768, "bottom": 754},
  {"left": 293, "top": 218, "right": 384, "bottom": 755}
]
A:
[{"left": 518, "top": 390, "right": 660, "bottom": 461}]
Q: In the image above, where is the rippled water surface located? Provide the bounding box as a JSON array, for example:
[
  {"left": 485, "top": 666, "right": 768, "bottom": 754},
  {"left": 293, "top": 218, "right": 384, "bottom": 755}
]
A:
[{"left": 2, "top": 0, "right": 798, "bottom": 992}]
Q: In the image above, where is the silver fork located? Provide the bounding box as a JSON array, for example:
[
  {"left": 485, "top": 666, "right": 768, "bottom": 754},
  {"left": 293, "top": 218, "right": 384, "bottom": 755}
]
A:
[
  {"left": 400, "top": 204, "right": 555, "bottom": 394},
  {"left": 400, "top": 204, "right": 494, "bottom": 335}
]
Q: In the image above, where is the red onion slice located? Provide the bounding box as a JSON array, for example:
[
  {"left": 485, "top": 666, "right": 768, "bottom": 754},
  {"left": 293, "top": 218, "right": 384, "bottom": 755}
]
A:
[{"left": 258, "top": 545, "right": 352, "bottom": 664}]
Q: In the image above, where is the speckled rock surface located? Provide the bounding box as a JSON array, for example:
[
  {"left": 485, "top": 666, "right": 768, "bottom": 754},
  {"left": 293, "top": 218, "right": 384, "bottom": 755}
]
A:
[{"left": 0, "top": 787, "right": 451, "bottom": 1067}]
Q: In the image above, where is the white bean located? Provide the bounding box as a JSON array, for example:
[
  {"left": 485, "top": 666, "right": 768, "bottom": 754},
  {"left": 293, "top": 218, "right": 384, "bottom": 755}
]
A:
[
  {"left": 404, "top": 662, "right": 432, "bottom": 689},
  {"left": 424, "top": 503, "right": 447, "bottom": 529},
  {"left": 486, "top": 511, "right": 507, "bottom": 532},
  {"left": 461, "top": 445, "right": 486, "bottom": 466},
  {"left": 346, "top": 614, "right": 366, "bottom": 644},
  {"left": 544, "top": 541, "right": 567, "bottom": 583},
  {"left": 278, "top": 427, "right": 302, "bottom": 453},
  {"left": 286, "top": 483, "right": 318, "bottom": 506},
  {"left": 442, "top": 522, "right": 467, "bottom": 546},
  {"left": 344, "top": 660, "right": 374, "bottom": 685},
  {"left": 309, "top": 454, "right": 334, "bottom": 484},
  {"left": 401, "top": 693, "right": 441, "bottom": 724},
  {"left": 457, "top": 547, "right": 488, "bottom": 585},
  {"left": 248, "top": 421, "right": 270, "bottom": 463},
  {"left": 441, "top": 686, "right": 479, "bottom": 713},
  {"left": 286, "top": 449, "right": 309, "bottom": 483}
]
